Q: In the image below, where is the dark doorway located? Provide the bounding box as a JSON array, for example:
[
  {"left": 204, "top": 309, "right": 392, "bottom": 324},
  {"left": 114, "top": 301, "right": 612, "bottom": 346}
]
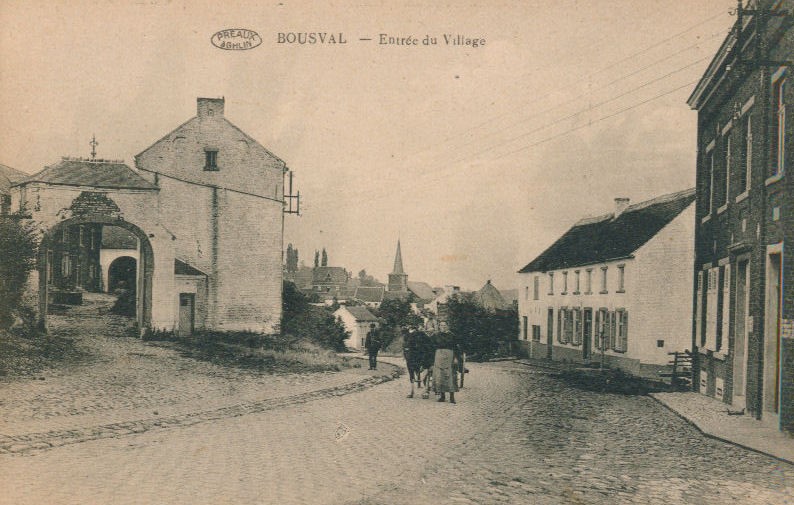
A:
[
  {"left": 108, "top": 256, "right": 137, "bottom": 293},
  {"left": 546, "top": 308, "right": 554, "bottom": 359},
  {"left": 178, "top": 293, "right": 195, "bottom": 337}
]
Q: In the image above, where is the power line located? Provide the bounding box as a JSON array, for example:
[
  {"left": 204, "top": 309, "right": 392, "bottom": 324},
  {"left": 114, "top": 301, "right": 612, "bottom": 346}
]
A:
[
  {"left": 446, "top": 55, "right": 711, "bottom": 167},
  {"left": 408, "top": 10, "right": 729, "bottom": 158}
]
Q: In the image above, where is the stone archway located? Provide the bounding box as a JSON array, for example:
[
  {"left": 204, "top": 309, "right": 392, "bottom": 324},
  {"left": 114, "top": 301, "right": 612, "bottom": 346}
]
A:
[{"left": 38, "top": 216, "right": 154, "bottom": 334}]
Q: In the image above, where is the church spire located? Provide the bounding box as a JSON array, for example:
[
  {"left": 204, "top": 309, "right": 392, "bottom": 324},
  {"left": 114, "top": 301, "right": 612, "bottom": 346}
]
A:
[
  {"left": 388, "top": 239, "right": 408, "bottom": 293},
  {"left": 392, "top": 240, "right": 404, "bottom": 275}
]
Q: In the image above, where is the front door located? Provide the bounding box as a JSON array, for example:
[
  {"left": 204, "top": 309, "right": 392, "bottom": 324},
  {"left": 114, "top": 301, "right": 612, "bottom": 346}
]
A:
[
  {"left": 732, "top": 259, "right": 750, "bottom": 409},
  {"left": 763, "top": 251, "right": 782, "bottom": 420},
  {"left": 178, "top": 293, "right": 195, "bottom": 337},
  {"left": 546, "top": 308, "right": 554, "bottom": 359},
  {"left": 583, "top": 308, "right": 593, "bottom": 363}
]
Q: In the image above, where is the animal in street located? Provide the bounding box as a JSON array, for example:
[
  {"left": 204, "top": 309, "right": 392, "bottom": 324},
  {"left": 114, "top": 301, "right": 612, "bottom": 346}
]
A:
[{"left": 403, "top": 329, "right": 435, "bottom": 399}]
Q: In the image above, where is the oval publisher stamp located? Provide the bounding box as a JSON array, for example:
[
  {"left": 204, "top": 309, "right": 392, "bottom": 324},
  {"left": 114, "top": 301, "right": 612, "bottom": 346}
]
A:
[{"left": 211, "top": 29, "right": 262, "bottom": 50}]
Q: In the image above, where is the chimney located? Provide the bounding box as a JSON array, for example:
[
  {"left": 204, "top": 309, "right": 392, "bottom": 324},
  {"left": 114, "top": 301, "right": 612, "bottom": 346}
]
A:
[
  {"left": 614, "top": 197, "right": 630, "bottom": 217},
  {"left": 197, "top": 97, "right": 225, "bottom": 118}
]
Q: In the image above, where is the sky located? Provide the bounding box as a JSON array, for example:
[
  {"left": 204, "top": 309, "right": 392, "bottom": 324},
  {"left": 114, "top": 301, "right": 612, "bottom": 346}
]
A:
[{"left": 0, "top": 0, "right": 736, "bottom": 291}]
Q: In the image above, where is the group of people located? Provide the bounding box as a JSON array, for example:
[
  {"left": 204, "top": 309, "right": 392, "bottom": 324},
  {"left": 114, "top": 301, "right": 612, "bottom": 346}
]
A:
[{"left": 365, "top": 323, "right": 464, "bottom": 403}]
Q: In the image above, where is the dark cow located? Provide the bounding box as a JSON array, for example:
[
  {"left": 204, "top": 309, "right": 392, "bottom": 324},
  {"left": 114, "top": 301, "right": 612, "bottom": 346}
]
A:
[{"left": 403, "top": 329, "right": 435, "bottom": 398}]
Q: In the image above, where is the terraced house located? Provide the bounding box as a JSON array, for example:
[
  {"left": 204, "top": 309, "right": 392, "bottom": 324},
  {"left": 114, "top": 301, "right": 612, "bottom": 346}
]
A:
[
  {"left": 517, "top": 189, "right": 696, "bottom": 376},
  {"left": 687, "top": 0, "right": 793, "bottom": 432}
]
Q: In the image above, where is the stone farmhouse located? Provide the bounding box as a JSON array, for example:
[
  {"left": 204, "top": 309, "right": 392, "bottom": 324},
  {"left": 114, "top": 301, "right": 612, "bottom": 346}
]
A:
[
  {"left": 10, "top": 97, "right": 288, "bottom": 335},
  {"left": 517, "top": 189, "right": 696, "bottom": 376},
  {"left": 687, "top": 0, "right": 793, "bottom": 432}
]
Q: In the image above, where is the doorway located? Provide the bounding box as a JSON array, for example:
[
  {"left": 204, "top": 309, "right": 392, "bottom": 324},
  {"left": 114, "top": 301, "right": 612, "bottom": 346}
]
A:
[
  {"left": 763, "top": 248, "right": 782, "bottom": 422},
  {"left": 583, "top": 308, "right": 593, "bottom": 363},
  {"left": 732, "top": 259, "right": 750, "bottom": 409},
  {"left": 178, "top": 293, "right": 195, "bottom": 337},
  {"left": 546, "top": 308, "right": 554, "bottom": 359}
]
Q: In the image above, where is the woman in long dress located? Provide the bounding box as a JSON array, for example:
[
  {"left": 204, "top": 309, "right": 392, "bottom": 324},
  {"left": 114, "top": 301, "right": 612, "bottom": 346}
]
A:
[{"left": 432, "top": 331, "right": 458, "bottom": 403}]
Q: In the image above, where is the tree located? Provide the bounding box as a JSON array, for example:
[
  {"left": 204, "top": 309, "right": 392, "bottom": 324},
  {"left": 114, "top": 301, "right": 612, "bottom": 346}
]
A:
[
  {"left": 446, "top": 293, "right": 518, "bottom": 361},
  {"left": 321, "top": 247, "right": 328, "bottom": 267},
  {"left": 314, "top": 250, "right": 319, "bottom": 268},
  {"left": 375, "top": 297, "right": 421, "bottom": 349},
  {"left": 281, "top": 281, "right": 348, "bottom": 351},
  {"left": 285, "top": 243, "right": 298, "bottom": 273},
  {"left": 0, "top": 216, "right": 39, "bottom": 330}
]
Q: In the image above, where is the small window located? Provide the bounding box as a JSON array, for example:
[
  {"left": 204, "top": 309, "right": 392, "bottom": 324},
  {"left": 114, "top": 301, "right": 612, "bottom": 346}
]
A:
[
  {"left": 574, "top": 270, "right": 580, "bottom": 294},
  {"left": 742, "top": 114, "right": 752, "bottom": 193},
  {"left": 773, "top": 75, "right": 786, "bottom": 177},
  {"left": 562, "top": 271, "right": 568, "bottom": 295},
  {"left": 525, "top": 286, "right": 529, "bottom": 301},
  {"left": 533, "top": 276, "right": 540, "bottom": 300},
  {"left": 617, "top": 265, "right": 625, "bottom": 292},
  {"left": 585, "top": 269, "right": 593, "bottom": 294},
  {"left": 204, "top": 149, "right": 219, "bottom": 171},
  {"left": 79, "top": 226, "right": 85, "bottom": 247},
  {"left": 548, "top": 272, "right": 554, "bottom": 295}
]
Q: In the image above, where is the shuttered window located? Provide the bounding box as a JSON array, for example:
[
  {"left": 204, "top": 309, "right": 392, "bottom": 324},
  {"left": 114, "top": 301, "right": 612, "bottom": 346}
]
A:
[
  {"left": 614, "top": 309, "right": 628, "bottom": 352},
  {"left": 720, "top": 264, "right": 731, "bottom": 353},
  {"left": 572, "top": 308, "right": 582, "bottom": 345}
]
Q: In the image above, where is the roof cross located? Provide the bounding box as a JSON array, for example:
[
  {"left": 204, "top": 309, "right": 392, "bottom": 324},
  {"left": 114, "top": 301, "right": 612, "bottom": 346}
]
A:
[{"left": 89, "top": 134, "right": 98, "bottom": 161}]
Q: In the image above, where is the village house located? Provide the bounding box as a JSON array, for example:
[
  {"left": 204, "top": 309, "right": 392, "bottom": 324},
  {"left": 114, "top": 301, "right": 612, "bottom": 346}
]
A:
[
  {"left": 311, "top": 266, "right": 350, "bottom": 300},
  {"left": 1, "top": 163, "right": 29, "bottom": 215},
  {"left": 334, "top": 305, "right": 380, "bottom": 350},
  {"left": 517, "top": 189, "right": 696, "bottom": 376},
  {"left": 11, "top": 97, "right": 288, "bottom": 335},
  {"left": 687, "top": 0, "right": 793, "bottom": 432}
]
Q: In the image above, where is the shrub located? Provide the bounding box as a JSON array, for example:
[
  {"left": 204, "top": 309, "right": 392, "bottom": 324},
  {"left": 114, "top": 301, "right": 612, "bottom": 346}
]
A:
[
  {"left": 0, "top": 215, "right": 39, "bottom": 331},
  {"left": 282, "top": 281, "right": 349, "bottom": 351}
]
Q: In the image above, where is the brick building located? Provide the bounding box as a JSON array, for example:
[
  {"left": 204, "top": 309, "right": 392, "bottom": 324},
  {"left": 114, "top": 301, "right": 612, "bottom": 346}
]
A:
[
  {"left": 136, "top": 97, "right": 287, "bottom": 333},
  {"left": 687, "top": 0, "right": 793, "bottom": 432},
  {"left": 517, "top": 189, "right": 696, "bottom": 376}
]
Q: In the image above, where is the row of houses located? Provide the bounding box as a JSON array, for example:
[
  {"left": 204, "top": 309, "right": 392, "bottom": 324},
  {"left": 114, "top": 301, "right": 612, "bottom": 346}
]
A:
[{"left": 518, "top": 0, "right": 792, "bottom": 433}]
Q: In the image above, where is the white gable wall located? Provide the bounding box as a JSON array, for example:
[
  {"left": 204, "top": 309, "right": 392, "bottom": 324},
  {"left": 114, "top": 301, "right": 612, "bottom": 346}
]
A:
[{"left": 631, "top": 202, "right": 695, "bottom": 364}]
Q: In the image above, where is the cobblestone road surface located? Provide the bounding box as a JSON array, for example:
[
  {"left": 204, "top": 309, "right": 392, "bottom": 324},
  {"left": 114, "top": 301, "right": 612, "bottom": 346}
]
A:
[{"left": 2, "top": 298, "right": 792, "bottom": 504}]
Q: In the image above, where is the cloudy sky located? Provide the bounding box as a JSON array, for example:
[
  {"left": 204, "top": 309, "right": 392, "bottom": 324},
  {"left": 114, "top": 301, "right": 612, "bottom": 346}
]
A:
[{"left": 0, "top": 0, "right": 735, "bottom": 290}]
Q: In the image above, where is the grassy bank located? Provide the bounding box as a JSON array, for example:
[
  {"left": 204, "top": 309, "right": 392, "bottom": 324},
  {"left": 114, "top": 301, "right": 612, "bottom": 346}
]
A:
[
  {"left": 145, "top": 330, "right": 358, "bottom": 374},
  {"left": 0, "top": 330, "right": 92, "bottom": 378}
]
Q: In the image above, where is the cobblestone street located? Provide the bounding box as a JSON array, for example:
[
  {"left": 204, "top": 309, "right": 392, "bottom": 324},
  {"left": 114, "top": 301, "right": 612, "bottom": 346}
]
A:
[{"left": 2, "top": 334, "right": 792, "bottom": 505}]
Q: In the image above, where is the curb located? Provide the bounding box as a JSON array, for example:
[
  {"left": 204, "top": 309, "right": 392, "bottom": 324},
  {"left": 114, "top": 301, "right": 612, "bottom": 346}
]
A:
[{"left": 649, "top": 395, "right": 794, "bottom": 467}]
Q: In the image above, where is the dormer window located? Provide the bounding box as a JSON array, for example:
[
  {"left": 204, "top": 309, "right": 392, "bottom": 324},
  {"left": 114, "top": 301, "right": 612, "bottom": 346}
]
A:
[{"left": 204, "top": 149, "right": 219, "bottom": 171}]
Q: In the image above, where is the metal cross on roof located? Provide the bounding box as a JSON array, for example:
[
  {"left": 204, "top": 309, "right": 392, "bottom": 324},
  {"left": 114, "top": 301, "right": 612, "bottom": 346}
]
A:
[{"left": 89, "top": 134, "right": 98, "bottom": 161}]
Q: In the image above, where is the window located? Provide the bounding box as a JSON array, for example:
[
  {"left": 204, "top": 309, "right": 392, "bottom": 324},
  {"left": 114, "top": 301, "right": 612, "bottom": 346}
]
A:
[
  {"left": 772, "top": 75, "right": 786, "bottom": 177},
  {"left": 585, "top": 269, "right": 593, "bottom": 294},
  {"left": 562, "top": 271, "right": 568, "bottom": 294},
  {"left": 740, "top": 114, "right": 752, "bottom": 194},
  {"left": 574, "top": 270, "right": 580, "bottom": 294},
  {"left": 600, "top": 266, "right": 608, "bottom": 293},
  {"left": 61, "top": 254, "right": 71, "bottom": 278},
  {"left": 532, "top": 325, "right": 541, "bottom": 342},
  {"left": 617, "top": 264, "right": 625, "bottom": 292},
  {"left": 204, "top": 149, "right": 219, "bottom": 171},
  {"left": 564, "top": 309, "right": 573, "bottom": 344},
  {"left": 548, "top": 272, "right": 554, "bottom": 295},
  {"left": 720, "top": 264, "right": 731, "bottom": 353},
  {"left": 572, "top": 307, "right": 582, "bottom": 346},
  {"left": 722, "top": 136, "right": 731, "bottom": 206},
  {"left": 609, "top": 310, "right": 618, "bottom": 350},
  {"left": 557, "top": 308, "right": 564, "bottom": 343},
  {"left": 533, "top": 276, "right": 540, "bottom": 300},
  {"left": 696, "top": 271, "right": 704, "bottom": 348},
  {"left": 708, "top": 150, "right": 715, "bottom": 214},
  {"left": 614, "top": 309, "right": 628, "bottom": 352},
  {"left": 525, "top": 286, "right": 529, "bottom": 301},
  {"left": 704, "top": 267, "right": 719, "bottom": 351},
  {"left": 595, "top": 308, "right": 610, "bottom": 351}
]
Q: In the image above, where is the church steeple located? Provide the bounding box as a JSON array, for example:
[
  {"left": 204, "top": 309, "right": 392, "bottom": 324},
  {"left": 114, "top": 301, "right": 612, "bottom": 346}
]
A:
[{"left": 388, "top": 240, "right": 408, "bottom": 292}]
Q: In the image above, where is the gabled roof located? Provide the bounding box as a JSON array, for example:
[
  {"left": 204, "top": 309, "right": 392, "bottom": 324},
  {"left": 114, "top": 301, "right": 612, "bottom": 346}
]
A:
[
  {"left": 15, "top": 158, "right": 158, "bottom": 190},
  {"left": 383, "top": 290, "right": 412, "bottom": 301},
  {"left": 312, "top": 266, "right": 349, "bottom": 285},
  {"left": 407, "top": 281, "right": 436, "bottom": 302},
  {"left": 0, "top": 163, "right": 29, "bottom": 191},
  {"left": 340, "top": 305, "right": 380, "bottom": 322},
  {"left": 174, "top": 259, "right": 208, "bottom": 276},
  {"left": 102, "top": 226, "right": 138, "bottom": 249},
  {"left": 354, "top": 286, "right": 385, "bottom": 303},
  {"left": 476, "top": 280, "right": 509, "bottom": 311},
  {"left": 519, "top": 188, "right": 696, "bottom": 273}
]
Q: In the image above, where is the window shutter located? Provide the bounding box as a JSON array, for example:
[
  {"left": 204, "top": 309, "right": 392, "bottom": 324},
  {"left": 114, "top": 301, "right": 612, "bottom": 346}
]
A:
[
  {"left": 595, "top": 310, "right": 601, "bottom": 349},
  {"left": 621, "top": 311, "right": 628, "bottom": 352},
  {"left": 557, "top": 309, "right": 563, "bottom": 343}
]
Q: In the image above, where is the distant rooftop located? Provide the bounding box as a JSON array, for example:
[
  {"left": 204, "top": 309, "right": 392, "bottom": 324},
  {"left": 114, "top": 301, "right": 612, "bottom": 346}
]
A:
[{"left": 15, "top": 157, "right": 158, "bottom": 191}]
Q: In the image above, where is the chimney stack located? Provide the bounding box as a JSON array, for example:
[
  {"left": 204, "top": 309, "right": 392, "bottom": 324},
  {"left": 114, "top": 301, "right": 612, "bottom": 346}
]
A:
[
  {"left": 197, "top": 97, "right": 225, "bottom": 118},
  {"left": 614, "top": 197, "right": 630, "bottom": 217}
]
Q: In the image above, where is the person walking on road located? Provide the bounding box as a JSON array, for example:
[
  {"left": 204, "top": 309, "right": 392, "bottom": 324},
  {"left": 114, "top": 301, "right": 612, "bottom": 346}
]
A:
[
  {"left": 432, "top": 330, "right": 458, "bottom": 403},
  {"left": 364, "top": 324, "right": 381, "bottom": 370}
]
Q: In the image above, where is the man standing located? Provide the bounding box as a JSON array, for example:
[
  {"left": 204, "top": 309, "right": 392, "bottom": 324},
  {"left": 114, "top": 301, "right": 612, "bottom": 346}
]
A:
[{"left": 365, "top": 323, "right": 381, "bottom": 370}]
